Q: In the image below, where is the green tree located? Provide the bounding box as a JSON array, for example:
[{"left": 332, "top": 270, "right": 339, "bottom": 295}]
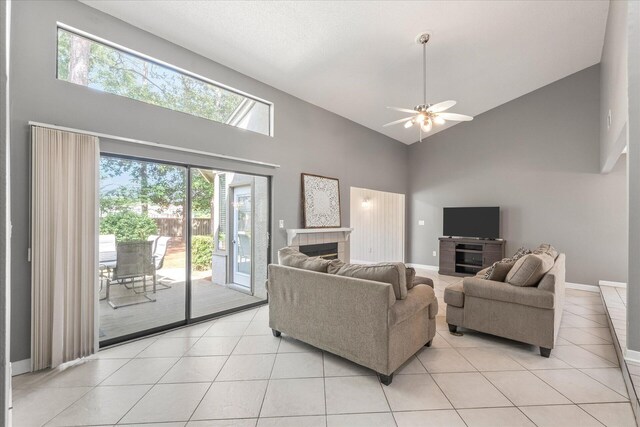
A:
[
  {"left": 100, "top": 211, "right": 158, "bottom": 242},
  {"left": 191, "top": 170, "right": 214, "bottom": 218},
  {"left": 100, "top": 157, "right": 188, "bottom": 217},
  {"left": 57, "top": 29, "right": 244, "bottom": 123}
]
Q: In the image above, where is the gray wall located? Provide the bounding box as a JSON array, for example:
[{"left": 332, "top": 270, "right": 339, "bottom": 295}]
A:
[
  {"left": 408, "top": 65, "right": 627, "bottom": 286},
  {"left": 1, "top": 0, "right": 11, "bottom": 419},
  {"left": 600, "top": 0, "right": 628, "bottom": 173},
  {"left": 626, "top": 0, "right": 640, "bottom": 353},
  {"left": 9, "top": 0, "right": 409, "bottom": 362}
]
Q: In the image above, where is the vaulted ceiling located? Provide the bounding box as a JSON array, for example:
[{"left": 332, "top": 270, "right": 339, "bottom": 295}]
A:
[{"left": 81, "top": 0, "right": 609, "bottom": 144}]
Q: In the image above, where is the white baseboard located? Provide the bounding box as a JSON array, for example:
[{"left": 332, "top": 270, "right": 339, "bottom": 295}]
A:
[
  {"left": 565, "top": 282, "right": 600, "bottom": 293},
  {"left": 599, "top": 280, "right": 627, "bottom": 289},
  {"left": 11, "top": 359, "right": 31, "bottom": 376},
  {"left": 625, "top": 348, "right": 640, "bottom": 365},
  {"left": 406, "top": 263, "right": 439, "bottom": 272}
]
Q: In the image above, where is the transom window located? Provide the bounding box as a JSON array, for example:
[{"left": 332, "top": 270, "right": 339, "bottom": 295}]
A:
[{"left": 56, "top": 25, "right": 272, "bottom": 136}]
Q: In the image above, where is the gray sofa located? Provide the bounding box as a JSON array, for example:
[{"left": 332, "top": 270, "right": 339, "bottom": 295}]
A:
[
  {"left": 267, "top": 250, "right": 438, "bottom": 385},
  {"left": 445, "top": 252, "right": 565, "bottom": 357}
]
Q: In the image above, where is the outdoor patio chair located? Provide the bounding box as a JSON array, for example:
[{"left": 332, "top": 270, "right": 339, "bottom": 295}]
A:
[
  {"left": 125, "top": 235, "right": 174, "bottom": 292},
  {"left": 150, "top": 236, "right": 173, "bottom": 290},
  {"left": 98, "top": 234, "right": 117, "bottom": 301},
  {"left": 153, "top": 236, "right": 171, "bottom": 270},
  {"left": 106, "top": 240, "right": 157, "bottom": 308},
  {"left": 147, "top": 234, "right": 159, "bottom": 254},
  {"left": 99, "top": 234, "right": 117, "bottom": 268}
]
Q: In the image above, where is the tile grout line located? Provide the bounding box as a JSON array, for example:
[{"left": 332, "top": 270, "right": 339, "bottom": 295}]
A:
[
  {"left": 578, "top": 368, "right": 632, "bottom": 400},
  {"left": 414, "top": 351, "right": 460, "bottom": 417},
  {"left": 529, "top": 367, "right": 628, "bottom": 408},
  {"left": 323, "top": 351, "right": 328, "bottom": 427},
  {"left": 38, "top": 383, "right": 94, "bottom": 427},
  {"left": 376, "top": 356, "right": 396, "bottom": 426},
  {"left": 113, "top": 335, "right": 199, "bottom": 425},
  {"left": 254, "top": 331, "right": 281, "bottom": 421},
  {"left": 185, "top": 320, "right": 252, "bottom": 424},
  {"left": 35, "top": 354, "right": 145, "bottom": 426}
]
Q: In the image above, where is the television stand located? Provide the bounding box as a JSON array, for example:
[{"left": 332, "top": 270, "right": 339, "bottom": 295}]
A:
[{"left": 438, "top": 237, "right": 505, "bottom": 277}]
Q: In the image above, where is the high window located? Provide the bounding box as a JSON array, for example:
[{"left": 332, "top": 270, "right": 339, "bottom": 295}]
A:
[{"left": 57, "top": 26, "right": 272, "bottom": 136}]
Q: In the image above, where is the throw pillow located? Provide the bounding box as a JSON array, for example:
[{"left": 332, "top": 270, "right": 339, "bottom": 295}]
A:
[
  {"left": 487, "top": 259, "right": 516, "bottom": 282},
  {"left": 506, "top": 252, "right": 555, "bottom": 287},
  {"left": 327, "top": 259, "right": 346, "bottom": 274},
  {"left": 332, "top": 262, "right": 408, "bottom": 300},
  {"left": 278, "top": 247, "right": 331, "bottom": 272},
  {"left": 482, "top": 246, "right": 531, "bottom": 281},
  {"left": 406, "top": 266, "right": 417, "bottom": 290},
  {"left": 533, "top": 243, "right": 559, "bottom": 260}
]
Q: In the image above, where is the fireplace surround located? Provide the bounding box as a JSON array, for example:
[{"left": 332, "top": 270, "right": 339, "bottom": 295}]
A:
[{"left": 286, "top": 227, "right": 353, "bottom": 263}]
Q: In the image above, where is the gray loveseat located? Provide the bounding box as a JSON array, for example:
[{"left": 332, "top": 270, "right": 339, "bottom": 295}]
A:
[
  {"left": 445, "top": 248, "right": 565, "bottom": 357},
  {"left": 267, "top": 248, "right": 438, "bottom": 385}
]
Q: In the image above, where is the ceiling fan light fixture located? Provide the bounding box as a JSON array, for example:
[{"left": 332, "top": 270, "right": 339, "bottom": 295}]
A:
[{"left": 383, "top": 32, "right": 473, "bottom": 140}]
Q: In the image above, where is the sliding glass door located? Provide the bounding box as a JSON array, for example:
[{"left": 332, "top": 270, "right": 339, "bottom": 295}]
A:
[
  {"left": 189, "top": 171, "right": 269, "bottom": 320},
  {"left": 99, "top": 156, "right": 270, "bottom": 345},
  {"left": 98, "top": 156, "right": 187, "bottom": 343}
]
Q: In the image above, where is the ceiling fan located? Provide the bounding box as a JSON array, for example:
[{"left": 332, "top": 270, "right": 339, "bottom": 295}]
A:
[{"left": 384, "top": 33, "right": 473, "bottom": 141}]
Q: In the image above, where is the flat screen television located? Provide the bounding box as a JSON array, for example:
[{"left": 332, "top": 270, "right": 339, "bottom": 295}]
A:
[{"left": 443, "top": 207, "right": 500, "bottom": 239}]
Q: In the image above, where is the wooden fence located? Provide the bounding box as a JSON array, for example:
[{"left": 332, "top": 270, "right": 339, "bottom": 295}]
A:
[{"left": 152, "top": 218, "right": 212, "bottom": 237}]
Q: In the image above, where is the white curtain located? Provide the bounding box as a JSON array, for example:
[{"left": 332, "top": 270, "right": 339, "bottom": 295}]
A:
[{"left": 31, "top": 126, "right": 99, "bottom": 370}]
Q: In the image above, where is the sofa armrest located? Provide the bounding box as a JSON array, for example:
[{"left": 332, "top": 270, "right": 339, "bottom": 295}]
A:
[
  {"left": 463, "top": 277, "right": 555, "bottom": 309},
  {"left": 388, "top": 284, "right": 437, "bottom": 326}
]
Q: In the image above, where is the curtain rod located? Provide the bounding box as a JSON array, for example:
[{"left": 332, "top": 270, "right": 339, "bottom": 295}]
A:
[{"left": 28, "top": 121, "right": 281, "bottom": 169}]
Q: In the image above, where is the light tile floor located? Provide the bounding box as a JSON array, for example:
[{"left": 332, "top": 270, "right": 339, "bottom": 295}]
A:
[{"left": 11, "top": 270, "right": 637, "bottom": 426}]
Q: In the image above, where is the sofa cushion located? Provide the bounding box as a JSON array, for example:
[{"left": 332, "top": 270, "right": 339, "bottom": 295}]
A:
[
  {"left": 332, "top": 262, "right": 408, "bottom": 300},
  {"left": 444, "top": 282, "right": 465, "bottom": 308},
  {"left": 463, "top": 276, "right": 554, "bottom": 309},
  {"left": 506, "top": 253, "right": 555, "bottom": 287},
  {"left": 278, "top": 247, "right": 331, "bottom": 273},
  {"left": 406, "top": 267, "right": 417, "bottom": 289}
]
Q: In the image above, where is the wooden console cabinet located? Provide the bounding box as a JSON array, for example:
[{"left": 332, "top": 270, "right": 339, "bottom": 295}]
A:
[{"left": 439, "top": 237, "right": 505, "bottom": 277}]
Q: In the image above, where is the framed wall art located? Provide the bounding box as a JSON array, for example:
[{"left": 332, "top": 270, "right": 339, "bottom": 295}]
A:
[{"left": 301, "top": 173, "right": 341, "bottom": 228}]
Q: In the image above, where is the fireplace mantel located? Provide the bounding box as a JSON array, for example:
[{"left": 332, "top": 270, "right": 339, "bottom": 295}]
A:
[{"left": 286, "top": 227, "right": 353, "bottom": 246}]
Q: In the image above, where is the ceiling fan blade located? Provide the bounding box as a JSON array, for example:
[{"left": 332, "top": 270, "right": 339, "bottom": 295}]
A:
[
  {"left": 438, "top": 112, "right": 474, "bottom": 122},
  {"left": 387, "top": 106, "right": 419, "bottom": 114},
  {"left": 427, "top": 100, "right": 456, "bottom": 113},
  {"left": 383, "top": 116, "right": 415, "bottom": 127}
]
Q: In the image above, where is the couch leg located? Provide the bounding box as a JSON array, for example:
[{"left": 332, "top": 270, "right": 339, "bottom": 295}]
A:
[
  {"left": 540, "top": 347, "right": 551, "bottom": 358},
  {"left": 425, "top": 339, "right": 433, "bottom": 347},
  {"left": 272, "top": 329, "right": 281, "bottom": 337},
  {"left": 379, "top": 373, "right": 393, "bottom": 386},
  {"left": 448, "top": 324, "right": 457, "bottom": 333}
]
